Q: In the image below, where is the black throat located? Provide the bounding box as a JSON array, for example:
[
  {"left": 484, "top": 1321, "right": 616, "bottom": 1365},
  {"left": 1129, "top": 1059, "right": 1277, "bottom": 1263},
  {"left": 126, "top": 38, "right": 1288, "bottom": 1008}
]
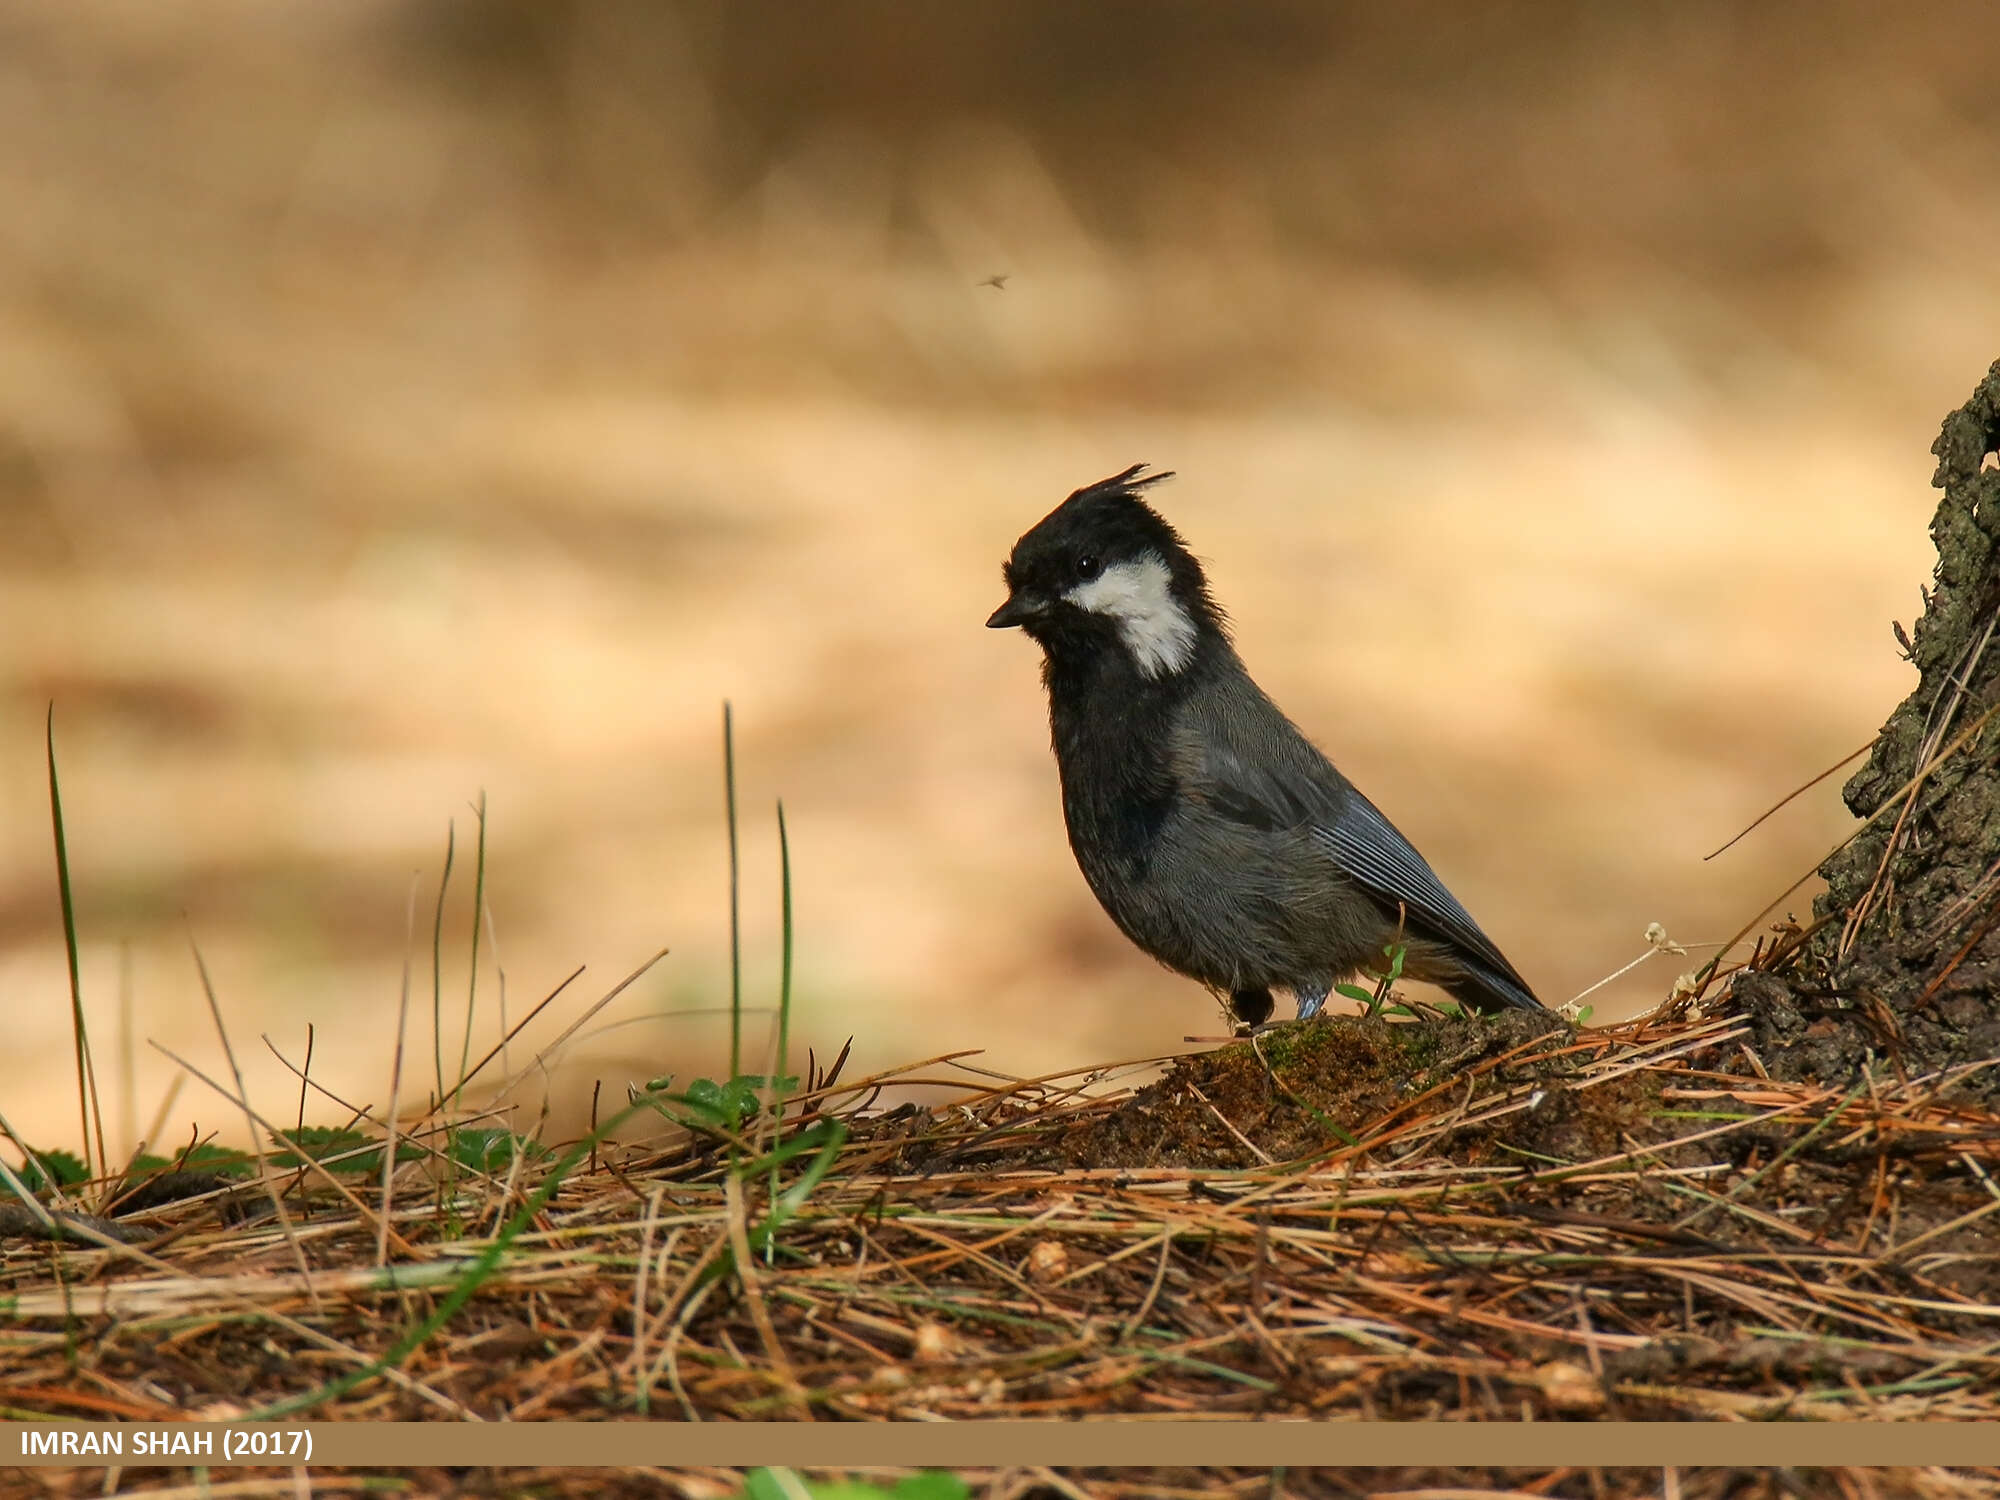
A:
[{"left": 1040, "top": 630, "right": 1217, "bottom": 875}]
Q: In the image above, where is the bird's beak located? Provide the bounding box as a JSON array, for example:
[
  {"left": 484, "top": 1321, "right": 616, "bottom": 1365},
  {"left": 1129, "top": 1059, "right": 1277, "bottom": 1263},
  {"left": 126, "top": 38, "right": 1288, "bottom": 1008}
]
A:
[{"left": 986, "top": 593, "right": 1041, "bottom": 629}]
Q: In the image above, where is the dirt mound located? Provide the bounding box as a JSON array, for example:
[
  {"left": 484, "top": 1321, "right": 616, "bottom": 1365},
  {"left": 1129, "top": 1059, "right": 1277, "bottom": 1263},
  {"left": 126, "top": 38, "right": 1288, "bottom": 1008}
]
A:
[{"left": 1061, "top": 1009, "right": 1569, "bottom": 1167}]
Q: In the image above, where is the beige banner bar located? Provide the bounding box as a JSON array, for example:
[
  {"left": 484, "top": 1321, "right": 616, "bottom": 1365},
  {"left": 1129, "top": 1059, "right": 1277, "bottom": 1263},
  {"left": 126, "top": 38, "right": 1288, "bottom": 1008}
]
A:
[{"left": 5, "top": 1422, "right": 1999, "bottom": 1468}]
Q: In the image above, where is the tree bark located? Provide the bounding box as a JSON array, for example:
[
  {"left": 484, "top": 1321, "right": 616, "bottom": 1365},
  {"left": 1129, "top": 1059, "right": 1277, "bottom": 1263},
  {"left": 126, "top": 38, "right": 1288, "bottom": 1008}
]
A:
[{"left": 1739, "top": 359, "right": 2000, "bottom": 1091}]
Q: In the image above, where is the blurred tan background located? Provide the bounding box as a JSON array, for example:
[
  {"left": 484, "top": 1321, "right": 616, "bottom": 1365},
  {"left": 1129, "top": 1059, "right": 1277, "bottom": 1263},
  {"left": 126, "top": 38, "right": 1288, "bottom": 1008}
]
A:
[{"left": 3, "top": 1, "right": 1995, "bottom": 1154}]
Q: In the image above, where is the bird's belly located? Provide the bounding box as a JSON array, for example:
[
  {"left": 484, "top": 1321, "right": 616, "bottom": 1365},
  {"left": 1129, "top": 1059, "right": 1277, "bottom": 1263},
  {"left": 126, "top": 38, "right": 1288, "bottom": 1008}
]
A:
[{"left": 1071, "top": 818, "right": 1380, "bottom": 993}]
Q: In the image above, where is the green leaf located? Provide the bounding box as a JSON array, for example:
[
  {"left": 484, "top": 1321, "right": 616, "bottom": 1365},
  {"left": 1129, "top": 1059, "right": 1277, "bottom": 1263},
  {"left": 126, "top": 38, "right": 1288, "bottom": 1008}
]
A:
[
  {"left": 268, "top": 1127, "right": 371, "bottom": 1171},
  {"left": 449, "top": 1128, "right": 545, "bottom": 1173},
  {"left": 119, "top": 1144, "right": 257, "bottom": 1183},
  {"left": 17, "top": 1148, "right": 89, "bottom": 1193},
  {"left": 721, "top": 1076, "right": 761, "bottom": 1121},
  {"left": 741, "top": 1469, "right": 800, "bottom": 1500},
  {"left": 1382, "top": 942, "right": 1407, "bottom": 982},
  {"left": 692, "top": 1082, "right": 742, "bottom": 1128},
  {"left": 1333, "top": 984, "right": 1374, "bottom": 1005},
  {"left": 270, "top": 1125, "right": 366, "bottom": 1153},
  {"left": 177, "top": 1142, "right": 256, "bottom": 1179},
  {"left": 895, "top": 1475, "right": 972, "bottom": 1500},
  {"left": 653, "top": 1073, "right": 803, "bottom": 1131},
  {"left": 266, "top": 1127, "right": 420, "bottom": 1176}
]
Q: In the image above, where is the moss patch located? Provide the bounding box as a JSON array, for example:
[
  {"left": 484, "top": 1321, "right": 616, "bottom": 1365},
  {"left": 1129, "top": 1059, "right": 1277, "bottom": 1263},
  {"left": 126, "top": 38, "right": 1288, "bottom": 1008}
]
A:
[{"left": 963, "top": 1008, "right": 1584, "bottom": 1170}]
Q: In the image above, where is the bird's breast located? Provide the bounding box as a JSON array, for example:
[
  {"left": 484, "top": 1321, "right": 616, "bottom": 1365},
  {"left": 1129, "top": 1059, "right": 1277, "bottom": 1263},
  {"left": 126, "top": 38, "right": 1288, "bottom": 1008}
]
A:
[{"left": 1049, "top": 700, "right": 1178, "bottom": 878}]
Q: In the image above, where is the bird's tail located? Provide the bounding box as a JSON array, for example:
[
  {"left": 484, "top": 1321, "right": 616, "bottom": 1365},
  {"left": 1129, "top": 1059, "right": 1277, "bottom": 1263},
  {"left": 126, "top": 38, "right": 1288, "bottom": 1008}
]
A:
[{"left": 1444, "top": 957, "right": 1543, "bottom": 1014}]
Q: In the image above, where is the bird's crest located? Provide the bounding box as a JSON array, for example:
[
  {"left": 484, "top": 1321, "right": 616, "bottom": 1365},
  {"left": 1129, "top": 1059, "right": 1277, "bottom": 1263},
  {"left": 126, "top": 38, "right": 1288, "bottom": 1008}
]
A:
[{"left": 1066, "top": 464, "right": 1176, "bottom": 506}]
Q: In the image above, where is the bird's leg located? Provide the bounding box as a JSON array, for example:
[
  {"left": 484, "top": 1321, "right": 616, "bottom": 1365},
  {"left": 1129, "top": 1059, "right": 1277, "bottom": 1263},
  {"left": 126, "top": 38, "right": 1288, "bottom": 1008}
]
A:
[
  {"left": 1293, "top": 980, "right": 1330, "bottom": 1021},
  {"left": 1229, "top": 987, "right": 1274, "bottom": 1028}
]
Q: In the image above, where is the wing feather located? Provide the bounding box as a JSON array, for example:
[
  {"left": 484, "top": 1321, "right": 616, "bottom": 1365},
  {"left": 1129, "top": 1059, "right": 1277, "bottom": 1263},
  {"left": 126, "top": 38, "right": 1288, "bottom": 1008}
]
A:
[
  {"left": 1310, "top": 796, "right": 1524, "bottom": 988},
  {"left": 1189, "top": 719, "right": 1538, "bottom": 1009}
]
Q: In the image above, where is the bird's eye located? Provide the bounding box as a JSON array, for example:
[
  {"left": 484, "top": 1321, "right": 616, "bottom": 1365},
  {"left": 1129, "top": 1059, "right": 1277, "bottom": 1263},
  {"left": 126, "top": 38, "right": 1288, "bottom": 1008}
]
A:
[{"left": 1075, "top": 554, "right": 1102, "bottom": 582}]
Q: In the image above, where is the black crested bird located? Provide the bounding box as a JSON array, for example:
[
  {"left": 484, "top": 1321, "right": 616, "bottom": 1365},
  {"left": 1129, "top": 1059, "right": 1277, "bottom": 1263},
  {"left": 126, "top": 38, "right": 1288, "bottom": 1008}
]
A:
[{"left": 987, "top": 465, "right": 1542, "bottom": 1026}]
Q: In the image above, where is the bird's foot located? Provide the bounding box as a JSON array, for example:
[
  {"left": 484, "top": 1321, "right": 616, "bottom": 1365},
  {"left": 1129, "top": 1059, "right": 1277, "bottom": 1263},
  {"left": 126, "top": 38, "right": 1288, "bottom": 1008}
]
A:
[
  {"left": 1227, "top": 987, "right": 1274, "bottom": 1031},
  {"left": 1227, "top": 983, "right": 1332, "bottom": 1036}
]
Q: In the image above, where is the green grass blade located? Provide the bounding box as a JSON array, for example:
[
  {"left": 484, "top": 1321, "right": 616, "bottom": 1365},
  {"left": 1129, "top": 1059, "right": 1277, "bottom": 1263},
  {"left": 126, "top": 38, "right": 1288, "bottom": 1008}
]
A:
[
  {"left": 765, "top": 798, "right": 797, "bottom": 1257},
  {"left": 724, "top": 701, "right": 742, "bottom": 1081},
  {"left": 733, "top": 1118, "right": 849, "bottom": 1274},
  {"left": 776, "top": 799, "right": 793, "bottom": 1119},
  {"left": 769, "top": 1118, "right": 845, "bottom": 1221},
  {"left": 46, "top": 707, "right": 100, "bottom": 1184},
  {"left": 429, "top": 820, "right": 456, "bottom": 1110},
  {"left": 455, "top": 793, "right": 488, "bottom": 1110}
]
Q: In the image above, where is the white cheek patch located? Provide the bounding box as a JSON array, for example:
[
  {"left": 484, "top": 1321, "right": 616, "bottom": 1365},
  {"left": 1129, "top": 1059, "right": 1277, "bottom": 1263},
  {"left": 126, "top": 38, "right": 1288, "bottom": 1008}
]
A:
[{"left": 1064, "top": 553, "right": 1197, "bottom": 678}]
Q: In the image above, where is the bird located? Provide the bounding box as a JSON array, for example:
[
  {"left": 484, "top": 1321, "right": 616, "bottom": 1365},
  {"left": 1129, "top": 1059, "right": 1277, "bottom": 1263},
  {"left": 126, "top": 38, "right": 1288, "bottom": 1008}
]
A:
[
  {"left": 977, "top": 273, "right": 1010, "bottom": 291},
  {"left": 986, "top": 464, "right": 1542, "bottom": 1027}
]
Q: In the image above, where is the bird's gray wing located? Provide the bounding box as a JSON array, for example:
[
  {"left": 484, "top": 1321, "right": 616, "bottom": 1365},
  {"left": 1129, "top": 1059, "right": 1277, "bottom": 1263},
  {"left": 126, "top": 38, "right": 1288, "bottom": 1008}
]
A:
[
  {"left": 1195, "top": 733, "right": 1532, "bottom": 1000},
  {"left": 1306, "top": 791, "right": 1523, "bottom": 983}
]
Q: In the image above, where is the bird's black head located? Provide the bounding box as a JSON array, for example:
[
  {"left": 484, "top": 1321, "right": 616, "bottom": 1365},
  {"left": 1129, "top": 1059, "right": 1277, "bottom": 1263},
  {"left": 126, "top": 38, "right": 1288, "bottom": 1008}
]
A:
[{"left": 986, "top": 465, "right": 1224, "bottom": 679}]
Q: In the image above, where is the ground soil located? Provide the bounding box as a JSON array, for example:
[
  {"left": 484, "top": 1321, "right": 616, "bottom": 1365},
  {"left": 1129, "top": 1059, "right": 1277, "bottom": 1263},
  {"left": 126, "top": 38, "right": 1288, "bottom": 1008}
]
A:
[{"left": 861, "top": 998, "right": 2000, "bottom": 1313}]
